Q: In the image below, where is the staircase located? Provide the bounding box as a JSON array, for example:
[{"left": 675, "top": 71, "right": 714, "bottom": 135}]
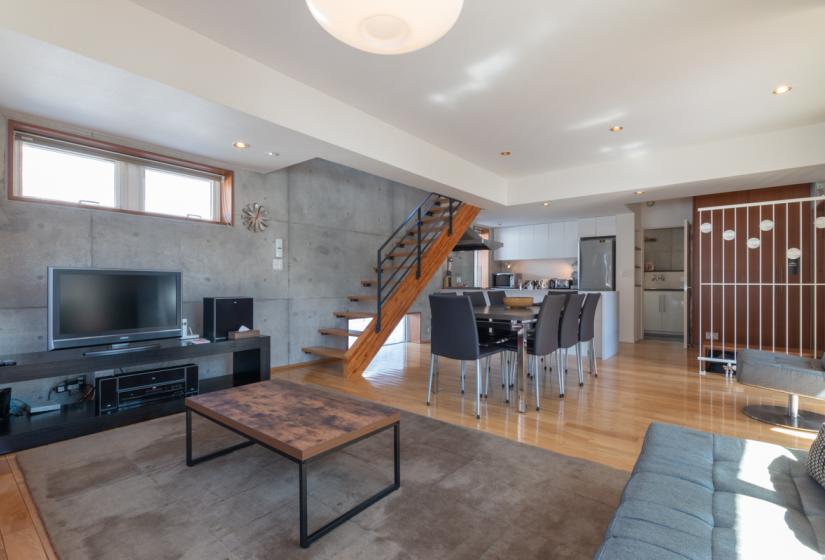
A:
[{"left": 302, "top": 193, "right": 481, "bottom": 377}]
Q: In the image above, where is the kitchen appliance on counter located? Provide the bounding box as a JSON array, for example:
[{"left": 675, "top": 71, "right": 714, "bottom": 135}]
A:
[
  {"left": 492, "top": 272, "right": 520, "bottom": 288},
  {"left": 579, "top": 236, "right": 616, "bottom": 291},
  {"left": 550, "top": 278, "right": 573, "bottom": 289}
]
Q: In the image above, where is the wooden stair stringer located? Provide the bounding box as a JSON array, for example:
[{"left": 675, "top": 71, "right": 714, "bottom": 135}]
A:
[{"left": 343, "top": 203, "right": 481, "bottom": 377}]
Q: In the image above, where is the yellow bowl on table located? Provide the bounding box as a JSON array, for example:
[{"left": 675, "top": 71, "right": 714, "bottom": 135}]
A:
[{"left": 502, "top": 297, "right": 534, "bottom": 309}]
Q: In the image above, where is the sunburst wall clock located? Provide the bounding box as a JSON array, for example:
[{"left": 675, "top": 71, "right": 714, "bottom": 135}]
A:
[{"left": 242, "top": 203, "right": 270, "bottom": 233}]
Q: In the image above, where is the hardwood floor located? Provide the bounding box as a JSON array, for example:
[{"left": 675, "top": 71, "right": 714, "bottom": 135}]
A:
[
  {"left": 0, "top": 455, "right": 56, "bottom": 560},
  {"left": 3, "top": 338, "right": 822, "bottom": 558},
  {"left": 278, "top": 339, "right": 822, "bottom": 471}
]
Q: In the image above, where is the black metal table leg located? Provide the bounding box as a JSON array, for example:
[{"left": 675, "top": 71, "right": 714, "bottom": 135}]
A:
[
  {"left": 298, "top": 421, "right": 401, "bottom": 548},
  {"left": 299, "top": 462, "right": 309, "bottom": 548},
  {"left": 185, "top": 407, "right": 255, "bottom": 467}
]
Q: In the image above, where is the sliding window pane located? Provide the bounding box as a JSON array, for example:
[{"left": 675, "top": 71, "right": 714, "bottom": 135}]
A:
[
  {"left": 20, "top": 143, "right": 116, "bottom": 207},
  {"left": 143, "top": 168, "right": 215, "bottom": 220}
]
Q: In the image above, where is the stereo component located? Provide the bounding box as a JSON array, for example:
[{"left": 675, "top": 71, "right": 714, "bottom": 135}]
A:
[
  {"left": 203, "top": 297, "right": 253, "bottom": 342},
  {"left": 96, "top": 364, "right": 198, "bottom": 415}
]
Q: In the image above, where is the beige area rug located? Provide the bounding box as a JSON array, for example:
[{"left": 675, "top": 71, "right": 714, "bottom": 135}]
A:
[{"left": 17, "top": 408, "right": 628, "bottom": 559}]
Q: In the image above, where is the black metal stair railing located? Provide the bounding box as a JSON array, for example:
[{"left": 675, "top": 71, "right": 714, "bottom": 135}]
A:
[{"left": 375, "top": 193, "right": 460, "bottom": 332}]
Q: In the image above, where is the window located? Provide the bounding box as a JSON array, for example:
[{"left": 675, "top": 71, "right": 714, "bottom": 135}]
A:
[{"left": 9, "top": 121, "right": 233, "bottom": 224}]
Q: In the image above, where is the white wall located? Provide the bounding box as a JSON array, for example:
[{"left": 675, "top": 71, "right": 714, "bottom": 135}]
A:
[{"left": 641, "top": 198, "right": 693, "bottom": 229}]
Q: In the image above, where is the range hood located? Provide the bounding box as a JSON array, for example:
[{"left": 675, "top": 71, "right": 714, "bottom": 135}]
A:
[{"left": 452, "top": 228, "right": 502, "bottom": 252}]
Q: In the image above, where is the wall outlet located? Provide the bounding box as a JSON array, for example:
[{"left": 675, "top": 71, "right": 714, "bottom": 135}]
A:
[
  {"left": 275, "top": 238, "right": 284, "bottom": 258},
  {"left": 705, "top": 331, "right": 719, "bottom": 341},
  {"left": 272, "top": 258, "right": 283, "bottom": 271}
]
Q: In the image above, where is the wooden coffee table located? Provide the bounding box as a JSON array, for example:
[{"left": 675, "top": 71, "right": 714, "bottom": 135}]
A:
[{"left": 184, "top": 379, "right": 400, "bottom": 548}]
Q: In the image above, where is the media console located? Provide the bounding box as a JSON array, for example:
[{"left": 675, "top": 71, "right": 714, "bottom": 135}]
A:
[{"left": 0, "top": 336, "right": 270, "bottom": 453}]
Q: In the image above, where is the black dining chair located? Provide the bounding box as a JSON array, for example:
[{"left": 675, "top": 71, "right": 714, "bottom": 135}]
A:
[
  {"left": 503, "top": 294, "right": 566, "bottom": 408},
  {"left": 428, "top": 294, "right": 503, "bottom": 418},
  {"left": 464, "top": 290, "right": 487, "bottom": 306},
  {"left": 558, "top": 293, "right": 587, "bottom": 387},
  {"left": 486, "top": 290, "right": 506, "bottom": 305},
  {"left": 578, "top": 293, "right": 601, "bottom": 377}
]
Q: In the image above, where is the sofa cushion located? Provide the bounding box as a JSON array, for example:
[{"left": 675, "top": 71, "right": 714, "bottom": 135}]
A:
[
  {"left": 807, "top": 424, "right": 825, "bottom": 489},
  {"left": 598, "top": 423, "right": 825, "bottom": 559},
  {"left": 737, "top": 349, "right": 825, "bottom": 398}
]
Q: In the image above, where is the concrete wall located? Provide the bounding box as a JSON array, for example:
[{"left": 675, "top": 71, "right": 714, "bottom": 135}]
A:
[{"left": 0, "top": 112, "right": 440, "bottom": 405}]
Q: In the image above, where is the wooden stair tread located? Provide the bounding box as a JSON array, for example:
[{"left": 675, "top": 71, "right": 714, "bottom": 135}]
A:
[
  {"left": 319, "top": 327, "right": 364, "bottom": 337},
  {"left": 405, "top": 227, "right": 442, "bottom": 236},
  {"left": 334, "top": 311, "right": 376, "bottom": 319},
  {"left": 301, "top": 346, "right": 346, "bottom": 359},
  {"left": 375, "top": 264, "right": 414, "bottom": 272},
  {"left": 347, "top": 294, "right": 377, "bottom": 301}
]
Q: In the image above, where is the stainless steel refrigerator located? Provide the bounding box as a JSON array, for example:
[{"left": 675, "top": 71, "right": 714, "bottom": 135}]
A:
[{"left": 579, "top": 236, "right": 616, "bottom": 291}]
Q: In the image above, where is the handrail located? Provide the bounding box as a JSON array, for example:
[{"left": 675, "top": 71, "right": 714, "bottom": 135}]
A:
[{"left": 375, "top": 193, "right": 460, "bottom": 332}]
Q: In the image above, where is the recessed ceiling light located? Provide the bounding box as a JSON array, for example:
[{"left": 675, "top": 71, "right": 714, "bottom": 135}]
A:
[
  {"left": 267, "top": 151, "right": 279, "bottom": 157},
  {"left": 233, "top": 141, "right": 251, "bottom": 149},
  {"left": 609, "top": 125, "right": 624, "bottom": 132},
  {"left": 772, "top": 84, "right": 792, "bottom": 95},
  {"left": 634, "top": 191, "right": 645, "bottom": 195},
  {"left": 543, "top": 201, "right": 551, "bottom": 206},
  {"left": 499, "top": 150, "right": 512, "bottom": 157}
]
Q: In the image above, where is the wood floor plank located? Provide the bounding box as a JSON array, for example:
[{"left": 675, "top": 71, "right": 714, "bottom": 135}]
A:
[
  {"left": 2, "top": 527, "right": 47, "bottom": 560},
  {"left": 7, "top": 458, "right": 56, "bottom": 560}
]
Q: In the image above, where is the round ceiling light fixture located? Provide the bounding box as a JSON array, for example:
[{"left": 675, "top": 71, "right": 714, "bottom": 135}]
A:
[
  {"left": 499, "top": 150, "right": 512, "bottom": 157},
  {"left": 543, "top": 201, "right": 551, "bottom": 206},
  {"left": 787, "top": 247, "right": 801, "bottom": 260},
  {"left": 816, "top": 216, "right": 825, "bottom": 229},
  {"left": 609, "top": 126, "right": 624, "bottom": 132},
  {"left": 747, "top": 237, "right": 761, "bottom": 249},
  {"left": 305, "top": 0, "right": 464, "bottom": 55},
  {"left": 760, "top": 219, "right": 774, "bottom": 232},
  {"left": 700, "top": 222, "right": 712, "bottom": 234},
  {"left": 232, "top": 141, "right": 251, "bottom": 149},
  {"left": 634, "top": 190, "right": 645, "bottom": 195},
  {"left": 722, "top": 229, "right": 736, "bottom": 241},
  {"left": 772, "top": 84, "right": 792, "bottom": 95}
]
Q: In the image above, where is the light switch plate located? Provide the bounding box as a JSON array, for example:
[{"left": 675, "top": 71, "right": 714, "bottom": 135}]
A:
[{"left": 272, "top": 258, "right": 283, "bottom": 271}]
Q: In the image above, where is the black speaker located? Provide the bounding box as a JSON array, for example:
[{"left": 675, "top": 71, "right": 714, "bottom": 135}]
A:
[
  {"left": 0, "top": 387, "right": 10, "bottom": 422},
  {"left": 203, "top": 297, "right": 253, "bottom": 342}
]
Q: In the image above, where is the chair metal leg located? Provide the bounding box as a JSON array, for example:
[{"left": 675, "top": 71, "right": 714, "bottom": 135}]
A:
[
  {"left": 556, "top": 351, "right": 565, "bottom": 397},
  {"left": 484, "top": 356, "right": 492, "bottom": 398},
  {"left": 576, "top": 343, "right": 584, "bottom": 386},
  {"left": 433, "top": 355, "right": 439, "bottom": 393},
  {"left": 589, "top": 341, "right": 598, "bottom": 377},
  {"left": 427, "top": 353, "right": 436, "bottom": 405},
  {"left": 534, "top": 355, "right": 541, "bottom": 411},
  {"left": 460, "top": 361, "right": 465, "bottom": 394},
  {"left": 475, "top": 360, "right": 482, "bottom": 419}
]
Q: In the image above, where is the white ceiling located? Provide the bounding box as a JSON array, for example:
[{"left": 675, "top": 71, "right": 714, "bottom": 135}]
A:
[{"left": 132, "top": 0, "right": 825, "bottom": 178}]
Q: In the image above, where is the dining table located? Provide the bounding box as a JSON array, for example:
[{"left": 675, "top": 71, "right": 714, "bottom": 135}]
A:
[{"left": 474, "top": 304, "right": 540, "bottom": 413}]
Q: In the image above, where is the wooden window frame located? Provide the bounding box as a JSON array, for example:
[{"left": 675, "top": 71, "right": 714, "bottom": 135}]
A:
[{"left": 6, "top": 120, "right": 234, "bottom": 225}]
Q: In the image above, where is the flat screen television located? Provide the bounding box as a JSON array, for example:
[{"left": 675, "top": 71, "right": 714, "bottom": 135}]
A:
[{"left": 48, "top": 268, "right": 182, "bottom": 350}]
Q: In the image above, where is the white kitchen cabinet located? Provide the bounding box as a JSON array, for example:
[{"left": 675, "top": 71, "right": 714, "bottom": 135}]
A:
[
  {"left": 563, "top": 221, "right": 579, "bottom": 256},
  {"left": 578, "top": 218, "right": 596, "bottom": 238},
  {"left": 662, "top": 292, "right": 685, "bottom": 333},
  {"left": 493, "top": 221, "right": 578, "bottom": 261},
  {"left": 644, "top": 291, "right": 663, "bottom": 332},
  {"left": 596, "top": 216, "right": 617, "bottom": 236},
  {"left": 643, "top": 291, "right": 684, "bottom": 335}
]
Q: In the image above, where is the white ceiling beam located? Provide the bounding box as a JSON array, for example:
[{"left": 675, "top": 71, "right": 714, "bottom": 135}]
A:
[{"left": 507, "top": 120, "right": 825, "bottom": 205}]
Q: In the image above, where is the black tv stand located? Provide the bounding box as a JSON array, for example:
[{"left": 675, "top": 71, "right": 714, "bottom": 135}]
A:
[
  {"left": 82, "top": 342, "right": 160, "bottom": 357},
  {"left": 0, "top": 336, "right": 270, "bottom": 453}
]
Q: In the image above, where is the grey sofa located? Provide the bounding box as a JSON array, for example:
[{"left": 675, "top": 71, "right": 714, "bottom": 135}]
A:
[
  {"left": 737, "top": 348, "right": 825, "bottom": 431},
  {"left": 596, "top": 423, "right": 825, "bottom": 559}
]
